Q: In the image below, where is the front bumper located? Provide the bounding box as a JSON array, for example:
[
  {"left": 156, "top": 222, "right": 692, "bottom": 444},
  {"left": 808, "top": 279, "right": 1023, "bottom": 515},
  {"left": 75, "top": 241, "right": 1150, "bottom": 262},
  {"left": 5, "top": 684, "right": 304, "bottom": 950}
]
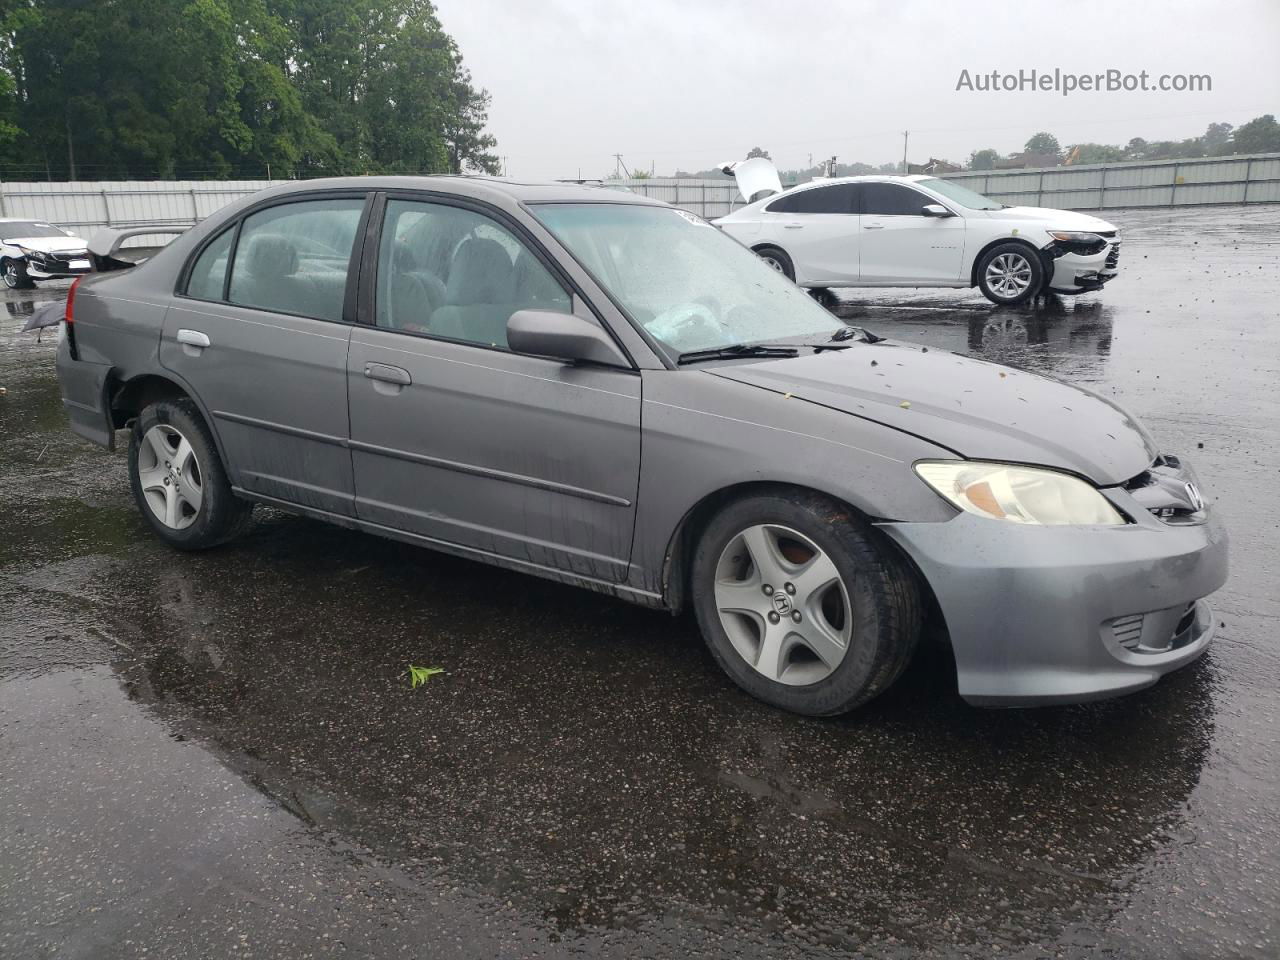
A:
[
  {"left": 878, "top": 502, "right": 1228, "bottom": 706},
  {"left": 24, "top": 252, "right": 92, "bottom": 280},
  {"left": 1045, "top": 239, "right": 1120, "bottom": 293}
]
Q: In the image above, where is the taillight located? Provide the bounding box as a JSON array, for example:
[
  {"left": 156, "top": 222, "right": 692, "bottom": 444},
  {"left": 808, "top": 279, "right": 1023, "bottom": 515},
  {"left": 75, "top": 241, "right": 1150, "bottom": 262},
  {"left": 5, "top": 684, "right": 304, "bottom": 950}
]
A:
[
  {"left": 65, "top": 276, "right": 81, "bottom": 324},
  {"left": 64, "top": 276, "right": 81, "bottom": 359}
]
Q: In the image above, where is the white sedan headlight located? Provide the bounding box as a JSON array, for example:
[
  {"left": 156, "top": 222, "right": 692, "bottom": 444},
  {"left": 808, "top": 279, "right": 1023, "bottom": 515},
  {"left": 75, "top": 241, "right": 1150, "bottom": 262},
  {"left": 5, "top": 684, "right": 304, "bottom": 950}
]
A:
[{"left": 915, "top": 461, "right": 1126, "bottom": 526}]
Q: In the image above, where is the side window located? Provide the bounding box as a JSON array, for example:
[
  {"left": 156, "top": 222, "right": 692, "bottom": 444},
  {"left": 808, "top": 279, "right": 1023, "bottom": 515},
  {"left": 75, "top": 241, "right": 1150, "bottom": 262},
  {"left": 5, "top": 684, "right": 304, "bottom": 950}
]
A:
[
  {"left": 773, "top": 184, "right": 857, "bottom": 214},
  {"left": 862, "top": 183, "right": 931, "bottom": 216},
  {"left": 227, "top": 197, "right": 364, "bottom": 321},
  {"left": 185, "top": 226, "right": 233, "bottom": 301},
  {"left": 375, "top": 199, "right": 571, "bottom": 349}
]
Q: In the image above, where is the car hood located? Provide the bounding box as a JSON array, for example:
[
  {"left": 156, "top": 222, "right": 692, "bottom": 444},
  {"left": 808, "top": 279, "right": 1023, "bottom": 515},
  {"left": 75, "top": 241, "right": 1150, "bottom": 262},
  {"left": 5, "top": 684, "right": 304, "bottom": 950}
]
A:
[
  {"left": 983, "top": 206, "right": 1117, "bottom": 232},
  {"left": 3, "top": 235, "right": 87, "bottom": 254},
  {"left": 710, "top": 343, "right": 1157, "bottom": 485}
]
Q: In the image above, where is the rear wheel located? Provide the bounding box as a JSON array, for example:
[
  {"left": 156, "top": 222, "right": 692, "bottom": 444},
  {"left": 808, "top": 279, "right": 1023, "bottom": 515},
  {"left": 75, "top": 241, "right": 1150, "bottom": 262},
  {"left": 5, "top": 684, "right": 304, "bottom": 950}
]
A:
[
  {"left": 2, "top": 257, "right": 34, "bottom": 290},
  {"left": 691, "top": 491, "right": 922, "bottom": 716},
  {"left": 977, "top": 243, "right": 1042, "bottom": 305},
  {"left": 754, "top": 245, "right": 795, "bottom": 281},
  {"left": 129, "top": 398, "right": 253, "bottom": 550}
]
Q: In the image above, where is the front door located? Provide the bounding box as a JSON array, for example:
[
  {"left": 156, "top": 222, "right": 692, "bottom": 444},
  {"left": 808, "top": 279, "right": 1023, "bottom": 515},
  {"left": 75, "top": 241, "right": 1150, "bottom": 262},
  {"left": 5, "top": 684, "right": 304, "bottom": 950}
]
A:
[
  {"left": 161, "top": 194, "right": 368, "bottom": 515},
  {"left": 346, "top": 196, "right": 642, "bottom": 583},
  {"left": 857, "top": 182, "right": 966, "bottom": 283}
]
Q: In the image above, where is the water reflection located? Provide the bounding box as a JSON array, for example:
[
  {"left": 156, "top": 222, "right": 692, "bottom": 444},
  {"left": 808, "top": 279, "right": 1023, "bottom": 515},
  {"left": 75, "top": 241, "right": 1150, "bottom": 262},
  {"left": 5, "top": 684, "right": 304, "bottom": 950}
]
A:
[
  {"left": 834, "top": 294, "right": 1116, "bottom": 381},
  {"left": 94, "top": 514, "right": 1213, "bottom": 949}
]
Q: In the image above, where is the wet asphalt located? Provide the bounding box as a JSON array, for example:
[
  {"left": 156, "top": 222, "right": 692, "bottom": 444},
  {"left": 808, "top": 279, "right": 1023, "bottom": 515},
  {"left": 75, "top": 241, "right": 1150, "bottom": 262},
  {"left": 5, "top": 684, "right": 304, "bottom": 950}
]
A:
[{"left": 1, "top": 205, "right": 1277, "bottom": 959}]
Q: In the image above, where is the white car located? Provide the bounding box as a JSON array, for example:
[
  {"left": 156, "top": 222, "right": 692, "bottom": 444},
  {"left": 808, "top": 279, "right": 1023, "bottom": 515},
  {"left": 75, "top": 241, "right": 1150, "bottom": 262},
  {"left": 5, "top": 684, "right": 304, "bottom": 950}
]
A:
[
  {"left": 713, "top": 162, "right": 1120, "bottom": 306},
  {"left": 0, "top": 218, "right": 92, "bottom": 290}
]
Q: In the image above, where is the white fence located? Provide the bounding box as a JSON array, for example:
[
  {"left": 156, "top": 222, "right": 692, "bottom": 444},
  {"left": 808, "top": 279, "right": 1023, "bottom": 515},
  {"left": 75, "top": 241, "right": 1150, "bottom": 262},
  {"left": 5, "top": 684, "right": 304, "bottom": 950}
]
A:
[
  {"left": 938, "top": 152, "right": 1280, "bottom": 210},
  {"left": 2, "top": 152, "right": 1277, "bottom": 238},
  {"left": 0, "top": 179, "right": 280, "bottom": 238}
]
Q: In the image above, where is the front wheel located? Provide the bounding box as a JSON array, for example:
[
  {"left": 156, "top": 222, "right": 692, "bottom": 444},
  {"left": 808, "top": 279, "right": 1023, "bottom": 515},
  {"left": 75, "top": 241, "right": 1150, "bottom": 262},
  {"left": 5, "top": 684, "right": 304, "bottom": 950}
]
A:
[
  {"left": 977, "top": 243, "right": 1042, "bottom": 305},
  {"left": 2, "top": 257, "right": 34, "bottom": 290},
  {"left": 129, "top": 398, "right": 253, "bottom": 550},
  {"left": 691, "top": 491, "right": 922, "bottom": 716}
]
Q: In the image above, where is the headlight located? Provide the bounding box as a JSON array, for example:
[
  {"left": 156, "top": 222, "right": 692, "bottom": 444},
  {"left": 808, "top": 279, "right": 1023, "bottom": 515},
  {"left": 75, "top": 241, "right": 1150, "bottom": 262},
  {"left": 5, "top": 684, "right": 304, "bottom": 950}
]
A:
[
  {"left": 16, "top": 245, "right": 44, "bottom": 260},
  {"left": 914, "top": 461, "right": 1126, "bottom": 526},
  {"left": 1046, "top": 231, "right": 1103, "bottom": 243}
]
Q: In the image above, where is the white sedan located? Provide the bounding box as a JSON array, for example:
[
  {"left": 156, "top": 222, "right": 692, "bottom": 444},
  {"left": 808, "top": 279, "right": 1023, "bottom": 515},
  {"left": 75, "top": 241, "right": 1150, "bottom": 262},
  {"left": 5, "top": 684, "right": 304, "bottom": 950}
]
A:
[
  {"left": 0, "top": 218, "right": 92, "bottom": 290},
  {"left": 713, "top": 162, "right": 1120, "bottom": 306}
]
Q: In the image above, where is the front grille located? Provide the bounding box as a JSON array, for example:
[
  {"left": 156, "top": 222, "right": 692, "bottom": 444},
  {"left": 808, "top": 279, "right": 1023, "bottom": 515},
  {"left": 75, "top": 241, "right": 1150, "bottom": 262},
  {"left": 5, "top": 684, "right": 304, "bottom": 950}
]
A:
[
  {"left": 1123, "top": 456, "right": 1204, "bottom": 524},
  {"left": 1110, "top": 613, "right": 1145, "bottom": 651},
  {"left": 29, "top": 250, "right": 89, "bottom": 272},
  {"left": 1105, "top": 242, "right": 1121, "bottom": 269}
]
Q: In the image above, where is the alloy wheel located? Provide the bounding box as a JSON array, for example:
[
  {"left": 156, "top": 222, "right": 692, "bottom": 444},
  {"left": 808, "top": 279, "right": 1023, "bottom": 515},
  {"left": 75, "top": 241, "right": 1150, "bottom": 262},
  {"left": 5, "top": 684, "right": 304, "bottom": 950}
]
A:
[
  {"left": 984, "top": 252, "right": 1033, "bottom": 300},
  {"left": 3, "top": 260, "right": 18, "bottom": 288},
  {"left": 713, "top": 524, "right": 853, "bottom": 686},
  {"left": 761, "top": 254, "right": 785, "bottom": 273},
  {"left": 137, "top": 424, "right": 204, "bottom": 530}
]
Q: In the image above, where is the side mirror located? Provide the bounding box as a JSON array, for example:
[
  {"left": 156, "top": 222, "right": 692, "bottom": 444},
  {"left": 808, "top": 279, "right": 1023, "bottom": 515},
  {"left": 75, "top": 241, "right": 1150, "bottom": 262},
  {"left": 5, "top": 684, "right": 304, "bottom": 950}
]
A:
[
  {"left": 507, "top": 309, "right": 630, "bottom": 368},
  {"left": 921, "top": 203, "right": 953, "bottom": 217}
]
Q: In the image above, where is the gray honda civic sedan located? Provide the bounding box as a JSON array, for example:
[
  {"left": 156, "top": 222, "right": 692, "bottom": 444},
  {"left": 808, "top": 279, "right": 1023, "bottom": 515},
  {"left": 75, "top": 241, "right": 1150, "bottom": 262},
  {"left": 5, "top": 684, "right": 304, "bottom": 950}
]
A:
[{"left": 55, "top": 176, "right": 1228, "bottom": 715}]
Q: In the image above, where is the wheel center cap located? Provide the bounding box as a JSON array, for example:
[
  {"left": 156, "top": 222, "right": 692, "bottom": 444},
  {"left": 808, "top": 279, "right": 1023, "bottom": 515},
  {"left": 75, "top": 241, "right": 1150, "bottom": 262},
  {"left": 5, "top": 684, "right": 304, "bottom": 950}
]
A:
[{"left": 772, "top": 593, "right": 793, "bottom": 615}]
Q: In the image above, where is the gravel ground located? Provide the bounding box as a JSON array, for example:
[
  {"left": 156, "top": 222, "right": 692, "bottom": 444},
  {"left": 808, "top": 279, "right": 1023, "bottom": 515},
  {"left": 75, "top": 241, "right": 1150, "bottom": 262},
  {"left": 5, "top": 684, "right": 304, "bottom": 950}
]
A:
[{"left": 1, "top": 205, "right": 1277, "bottom": 959}]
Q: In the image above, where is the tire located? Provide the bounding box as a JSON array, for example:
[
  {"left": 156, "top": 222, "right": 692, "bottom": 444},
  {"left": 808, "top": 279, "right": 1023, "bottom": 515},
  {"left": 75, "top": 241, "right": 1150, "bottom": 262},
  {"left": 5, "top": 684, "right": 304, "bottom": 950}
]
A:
[
  {"left": 2, "top": 257, "right": 35, "bottom": 290},
  {"left": 754, "top": 245, "right": 795, "bottom": 281},
  {"left": 976, "top": 242, "right": 1042, "bottom": 305},
  {"left": 691, "top": 490, "right": 922, "bottom": 716},
  {"left": 128, "top": 398, "right": 253, "bottom": 550}
]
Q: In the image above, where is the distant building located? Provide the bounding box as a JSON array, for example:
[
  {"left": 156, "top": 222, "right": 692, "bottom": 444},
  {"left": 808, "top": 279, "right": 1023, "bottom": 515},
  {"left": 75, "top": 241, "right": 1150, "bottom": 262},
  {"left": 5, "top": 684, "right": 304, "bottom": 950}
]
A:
[{"left": 907, "top": 157, "right": 963, "bottom": 175}]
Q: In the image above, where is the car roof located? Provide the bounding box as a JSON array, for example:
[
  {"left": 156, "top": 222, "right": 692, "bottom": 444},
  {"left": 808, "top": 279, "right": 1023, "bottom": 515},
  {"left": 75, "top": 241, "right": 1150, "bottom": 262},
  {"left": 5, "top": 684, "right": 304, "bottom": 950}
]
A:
[
  {"left": 249, "top": 175, "right": 667, "bottom": 207},
  {"left": 783, "top": 174, "right": 934, "bottom": 193}
]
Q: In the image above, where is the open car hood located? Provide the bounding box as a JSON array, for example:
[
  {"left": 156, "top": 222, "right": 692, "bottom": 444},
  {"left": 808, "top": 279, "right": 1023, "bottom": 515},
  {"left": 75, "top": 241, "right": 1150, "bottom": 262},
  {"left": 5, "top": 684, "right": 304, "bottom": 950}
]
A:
[
  {"left": 711, "top": 342, "right": 1157, "bottom": 485},
  {"left": 720, "top": 157, "right": 783, "bottom": 203}
]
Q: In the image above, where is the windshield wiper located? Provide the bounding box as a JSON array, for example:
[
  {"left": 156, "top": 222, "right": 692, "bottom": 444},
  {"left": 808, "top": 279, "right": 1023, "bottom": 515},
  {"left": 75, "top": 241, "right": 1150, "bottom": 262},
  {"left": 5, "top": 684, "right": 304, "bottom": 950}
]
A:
[
  {"left": 829, "top": 325, "right": 885, "bottom": 344},
  {"left": 677, "top": 343, "right": 800, "bottom": 365}
]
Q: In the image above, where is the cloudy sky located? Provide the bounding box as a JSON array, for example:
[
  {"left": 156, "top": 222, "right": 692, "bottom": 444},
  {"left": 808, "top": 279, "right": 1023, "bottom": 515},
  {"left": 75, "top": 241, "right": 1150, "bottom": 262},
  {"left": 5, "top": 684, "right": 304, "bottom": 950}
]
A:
[{"left": 432, "top": 0, "right": 1280, "bottom": 179}]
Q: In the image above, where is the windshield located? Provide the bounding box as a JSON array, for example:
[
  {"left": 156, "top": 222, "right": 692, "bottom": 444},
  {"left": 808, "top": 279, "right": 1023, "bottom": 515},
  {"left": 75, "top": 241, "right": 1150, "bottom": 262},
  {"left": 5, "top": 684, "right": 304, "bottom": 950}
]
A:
[
  {"left": 531, "top": 203, "right": 839, "bottom": 356},
  {"left": 1, "top": 221, "right": 72, "bottom": 239},
  {"left": 917, "top": 178, "right": 1004, "bottom": 210}
]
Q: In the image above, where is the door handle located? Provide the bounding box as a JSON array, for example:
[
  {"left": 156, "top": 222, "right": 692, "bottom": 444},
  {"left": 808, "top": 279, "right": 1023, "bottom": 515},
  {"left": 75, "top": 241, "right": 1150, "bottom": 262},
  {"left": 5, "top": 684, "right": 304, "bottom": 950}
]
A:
[
  {"left": 364, "top": 362, "right": 411, "bottom": 386},
  {"left": 176, "top": 328, "right": 210, "bottom": 356},
  {"left": 863, "top": 223, "right": 885, "bottom": 230},
  {"left": 783, "top": 223, "right": 804, "bottom": 229}
]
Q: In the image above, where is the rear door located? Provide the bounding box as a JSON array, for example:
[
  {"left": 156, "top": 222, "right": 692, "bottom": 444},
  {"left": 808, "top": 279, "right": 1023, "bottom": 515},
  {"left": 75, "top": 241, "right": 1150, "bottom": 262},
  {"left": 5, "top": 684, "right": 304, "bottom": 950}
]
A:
[
  {"left": 161, "top": 193, "right": 369, "bottom": 515},
  {"left": 857, "top": 183, "right": 966, "bottom": 283},
  {"left": 762, "top": 184, "right": 860, "bottom": 284},
  {"left": 345, "top": 194, "right": 642, "bottom": 583}
]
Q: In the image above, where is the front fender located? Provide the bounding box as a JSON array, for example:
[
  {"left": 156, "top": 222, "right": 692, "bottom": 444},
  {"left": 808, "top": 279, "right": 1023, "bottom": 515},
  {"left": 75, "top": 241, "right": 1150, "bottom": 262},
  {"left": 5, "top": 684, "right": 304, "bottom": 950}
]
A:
[{"left": 627, "top": 370, "right": 956, "bottom": 597}]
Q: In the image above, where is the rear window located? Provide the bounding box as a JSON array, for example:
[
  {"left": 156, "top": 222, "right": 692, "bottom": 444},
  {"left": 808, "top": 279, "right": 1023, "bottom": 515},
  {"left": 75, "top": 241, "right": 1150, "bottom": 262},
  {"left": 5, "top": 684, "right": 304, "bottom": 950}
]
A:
[{"left": 226, "top": 198, "right": 364, "bottom": 322}]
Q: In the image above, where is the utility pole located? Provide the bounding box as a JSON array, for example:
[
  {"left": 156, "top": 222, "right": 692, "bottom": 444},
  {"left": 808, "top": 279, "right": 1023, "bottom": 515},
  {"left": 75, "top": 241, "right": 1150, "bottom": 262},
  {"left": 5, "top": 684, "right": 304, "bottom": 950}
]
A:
[
  {"left": 502, "top": 156, "right": 508, "bottom": 176},
  {"left": 613, "top": 153, "right": 631, "bottom": 178},
  {"left": 902, "top": 130, "right": 909, "bottom": 173}
]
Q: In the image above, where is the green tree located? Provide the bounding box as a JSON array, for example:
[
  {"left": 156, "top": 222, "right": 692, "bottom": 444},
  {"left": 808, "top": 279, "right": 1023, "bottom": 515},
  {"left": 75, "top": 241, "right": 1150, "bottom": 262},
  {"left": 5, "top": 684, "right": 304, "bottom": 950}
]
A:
[
  {"left": 1023, "top": 131, "right": 1061, "bottom": 159},
  {"left": 1203, "top": 122, "right": 1233, "bottom": 152},
  {"left": 968, "top": 148, "right": 1001, "bottom": 170},
  {"left": 1232, "top": 114, "right": 1280, "bottom": 153},
  {"left": 745, "top": 145, "right": 771, "bottom": 161},
  {"left": 1067, "top": 143, "right": 1125, "bottom": 164}
]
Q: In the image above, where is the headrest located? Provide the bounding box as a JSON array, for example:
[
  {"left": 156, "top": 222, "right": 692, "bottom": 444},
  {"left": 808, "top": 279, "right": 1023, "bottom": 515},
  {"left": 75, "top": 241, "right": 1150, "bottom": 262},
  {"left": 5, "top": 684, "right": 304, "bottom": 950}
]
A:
[
  {"left": 445, "top": 236, "right": 514, "bottom": 304},
  {"left": 245, "top": 234, "right": 298, "bottom": 278}
]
